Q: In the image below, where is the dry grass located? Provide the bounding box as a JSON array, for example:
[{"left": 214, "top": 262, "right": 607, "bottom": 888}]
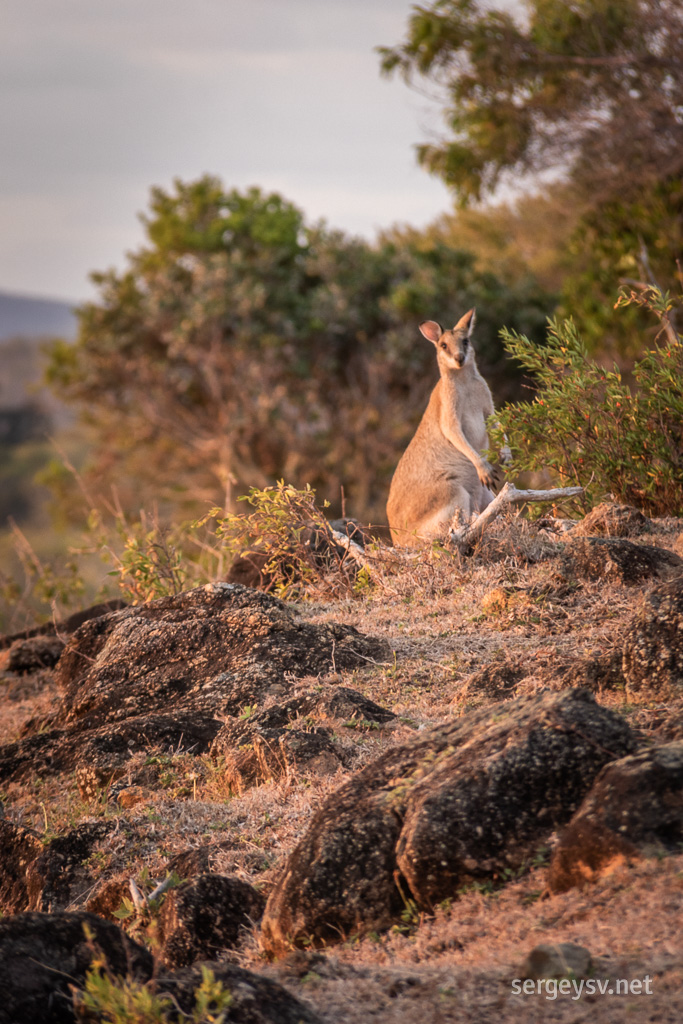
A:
[{"left": 1, "top": 511, "right": 682, "bottom": 1021}]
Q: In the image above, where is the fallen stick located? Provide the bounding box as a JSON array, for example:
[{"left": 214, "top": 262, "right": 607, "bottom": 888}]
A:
[{"left": 448, "top": 482, "right": 584, "bottom": 552}]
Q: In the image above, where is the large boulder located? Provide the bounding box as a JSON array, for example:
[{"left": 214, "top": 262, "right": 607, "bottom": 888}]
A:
[
  {"left": 0, "top": 911, "right": 153, "bottom": 1024},
  {"left": 260, "top": 688, "right": 635, "bottom": 953},
  {"left": 623, "top": 576, "right": 683, "bottom": 701},
  {"left": 549, "top": 741, "right": 683, "bottom": 892},
  {"left": 0, "top": 585, "right": 384, "bottom": 786},
  {"left": 55, "top": 583, "right": 385, "bottom": 728}
]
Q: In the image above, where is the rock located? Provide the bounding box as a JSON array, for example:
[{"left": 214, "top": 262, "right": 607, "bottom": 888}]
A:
[
  {"left": 623, "top": 576, "right": 683, "bottom": 701},
  {"left": 457, "top": 658, "right": 526, "bottom": 705},
  {"left": 25, "top": 821, "right": 114, "bottom": 912},
  {"left": 518, "top": 942, "right": 592, "bottom": 980},
  {"left": 157, "top": 874, "right": 265, "bottom": 968},
  {"left": 7, "top": 635, "right": 65, "bottom": 672},
  {"left": 0, "top": 599, "right": 127, "bottom": 651},
  {"left": 156, "top": 962, "right": 322, "bottom": 1024},
  {"left": 210, "top": 684, "right": 393, "bottom": 792},
  {"left": 573, "top": 503, "right": 651, "bottom": 538},
  {"left": 0, "top": 710, "right": 223, "bottom": 787},
  {"left": 211, "top": 684, "right": 394, "bottom": 756},
  {"left": 260, "top": 689, "right": 635, "bottom": 953},
  {"left": 0, "top": 910, "right": 153, "bottom": 1024},
  {"left": 0, "top": 820, "right": 114, "bottom": 914},
  {"left": 0, "top": 821, "right": 42, "bottom": 914},
  {"left": 562, "top": 536, "right": 682, "bottom": 585},
  {"left": 549, "top": 742, "right": 683, "bottom": 892},
  {"left": 55, "top": 583, "right": 384, "bottom": 729}
]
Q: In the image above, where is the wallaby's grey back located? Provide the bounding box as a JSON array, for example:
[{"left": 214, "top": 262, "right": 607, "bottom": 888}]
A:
[{"left": 386, "top": 309, "right": 497, "bottom": 547}]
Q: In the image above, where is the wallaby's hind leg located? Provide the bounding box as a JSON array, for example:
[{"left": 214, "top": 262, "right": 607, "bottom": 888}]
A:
[
  {"left": 418, "top": 485, "right": 473, "bottom": 543},
  {"left": 475, "top": 484, "right": 495, "bottom": 513}
]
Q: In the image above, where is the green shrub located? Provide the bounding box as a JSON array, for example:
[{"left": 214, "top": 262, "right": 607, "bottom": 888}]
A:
[{"left": 489, "top": 288, "right": 683, "bottom": 515}]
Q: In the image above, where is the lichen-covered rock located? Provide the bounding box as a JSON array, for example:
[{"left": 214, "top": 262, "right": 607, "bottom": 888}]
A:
[
  {"left": 623, "top": 576, "right": 683, "bottom": 701},
  {"left": 548, "top": 742, "right": 683, "bottom": 892},
  {"left": 0, "top": 585, "right": 384, "bottom": 788},
  {"left": 158, "top": 874, "right": 265, "bottom": 968},
  {"left": 0, "top": 911, "right": 153, "bottom": 1024},
  {"left": 156, "top": 962, "right": 323, "bottom": 1024},
  {"left": 562, "top": 536, "right": 681, "bottom": 585},
  {"left": 572, "top": 503, "right": 651, "bottom": 538},
  {"left": 260, "top": 689, "right": 635, "bottom": 953},
  {"left": 211, "top": 685, "right": 394, "bottom": 756},
  {"left": 0, "top": 710, "right": 223, "bottom": 787},
  {"left": 55, "top": 583, "right": 385, "bottom": 729}
]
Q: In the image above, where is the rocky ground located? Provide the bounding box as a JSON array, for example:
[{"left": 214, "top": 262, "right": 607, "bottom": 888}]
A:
[{"left": 0, "top": 502, "right": 682, "bottom": 1023}]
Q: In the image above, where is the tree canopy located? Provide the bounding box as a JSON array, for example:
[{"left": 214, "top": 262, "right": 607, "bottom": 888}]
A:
[
  {"left": 381, "top": 0, "right": 683, "bottom": 353},
  {"left": 46, "top": 176, "right": 553, "bottom": 523}
]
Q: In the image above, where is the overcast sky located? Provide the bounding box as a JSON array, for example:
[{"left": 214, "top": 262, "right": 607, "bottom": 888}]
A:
[{"left": 1, "top": 0, "right": 460, "bottom": 303}]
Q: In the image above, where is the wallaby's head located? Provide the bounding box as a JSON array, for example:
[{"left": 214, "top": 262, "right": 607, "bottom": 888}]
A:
[{"left": 419, "top": 309, "right": 476, "bottom": 371}]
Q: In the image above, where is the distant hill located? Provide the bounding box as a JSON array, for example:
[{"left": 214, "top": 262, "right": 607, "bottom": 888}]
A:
[{"left": 0, "top": 289, "right": 78, "bottom": 342}]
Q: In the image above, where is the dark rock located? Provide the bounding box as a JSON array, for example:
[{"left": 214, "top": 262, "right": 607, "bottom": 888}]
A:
[
  {"left": 211, "top": 684, "right": 394, "bottom": 757},
  {"left": 260, "top": 688, "right": 635, "bottom": 952},
  {"left": 562, "top": 536, "right": 682, "bottom": 585},
  {"left": 573, "top": 503, "right": 651, "bottom": 538},
  {"left": 158, "top": 874, "right": 265, "bottom": 968},
  {"left": 519, "top": 942, "right": 592, "bottom": 980},
  {"left": 55, "top": 583, "right": 385, "bottom": 729},
  {"left": 458, "top": 659, "right": 526, "bottom": 705},
  {"left": 0, "top": 821, "right": 42, "bottom": 914},
  {"left": 549, "top": 742, "right": 683, "bottom": 892},
  {"left": 557, "top": 650, "right": 625, "bottom": 693},
  {"left": 623, "top": 576, "right": 683, "bottom": 701},
  {"left": 0, "top": 710, "right": 223, "bottom": 786},
  {"left": 209, "top": 684, "right": 393, "bottom": 792},
  {"left": 0, "top": 599, "right": 128, "bottom": 651},
  {"left": 156, "top": 962, "right": 322, "bottom": 1024},
  {"left": 7, "top": 635, "right": 65, "bottom": 672},
  {"left": 26, "top": 821, "right": 114, "bottom": 911},
  {"left": 0, "top": 820, "right": 116, "bottom": 915},
  {"left": 0, "top": 910, "right": 153, "bottom": 1024}
]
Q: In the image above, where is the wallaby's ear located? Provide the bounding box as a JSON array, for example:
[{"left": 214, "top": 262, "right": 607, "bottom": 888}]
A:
[
  {"left": 454, "top": 308, "right": 476, "bottom": 336},
  {"left": 419, "top": 320, "right": 442, "bottom": 345}
]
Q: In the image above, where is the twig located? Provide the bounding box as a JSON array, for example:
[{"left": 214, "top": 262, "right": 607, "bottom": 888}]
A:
[{"left": 448, "top": 482, "right": 584, "bottom": 552}]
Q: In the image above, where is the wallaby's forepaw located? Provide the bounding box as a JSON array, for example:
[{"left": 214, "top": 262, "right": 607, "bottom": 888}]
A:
[{"left": 478, "top": 461, "right": 496, "bottom": 489}]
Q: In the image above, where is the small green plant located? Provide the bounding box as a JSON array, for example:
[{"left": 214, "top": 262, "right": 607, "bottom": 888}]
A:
[
  {"left": 489, "top": 286, "right": 683, "bottom": 516},
  {"left": 203, "top": 481, "right": 362, "bottom": 598},
  {"left": 75, "top": 956, "right": 233, "bottom": 1023}
]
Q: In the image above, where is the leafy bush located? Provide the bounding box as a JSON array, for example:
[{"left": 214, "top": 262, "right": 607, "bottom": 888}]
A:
[{"left": 489, "top": 288, "right": 683, "bottom": 515}]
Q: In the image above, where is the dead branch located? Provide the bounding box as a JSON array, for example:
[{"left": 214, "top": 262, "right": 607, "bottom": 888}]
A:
[{"left": 448, "top": 482, "right": 584, "bottom": 552}]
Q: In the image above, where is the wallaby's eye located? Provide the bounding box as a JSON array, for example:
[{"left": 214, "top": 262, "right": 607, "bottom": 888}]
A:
[{"left": 440, "top": 342, "right": 447, "bottom": 350}]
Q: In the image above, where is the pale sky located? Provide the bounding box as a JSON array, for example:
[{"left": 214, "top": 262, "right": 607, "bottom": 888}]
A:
[{"left": 1, "top": 0, "right": 457, "bottom": 303}]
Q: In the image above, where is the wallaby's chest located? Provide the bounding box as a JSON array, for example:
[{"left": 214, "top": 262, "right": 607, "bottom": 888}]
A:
[{"left": 433, "top": 375, "right": 490, "bottom": 450}]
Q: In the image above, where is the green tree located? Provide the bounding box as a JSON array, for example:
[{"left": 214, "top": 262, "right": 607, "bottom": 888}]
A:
[
  {"left": 46, "top": 176, "right": 554, "bottom": 523},
  {"left": 381, "top": 0, "right": 683, "bottom": 354}
]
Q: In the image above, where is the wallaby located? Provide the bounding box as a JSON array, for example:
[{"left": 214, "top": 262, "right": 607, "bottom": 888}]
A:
[{"left": 387, "top": 309, "right": 501, "bottom": 547}]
